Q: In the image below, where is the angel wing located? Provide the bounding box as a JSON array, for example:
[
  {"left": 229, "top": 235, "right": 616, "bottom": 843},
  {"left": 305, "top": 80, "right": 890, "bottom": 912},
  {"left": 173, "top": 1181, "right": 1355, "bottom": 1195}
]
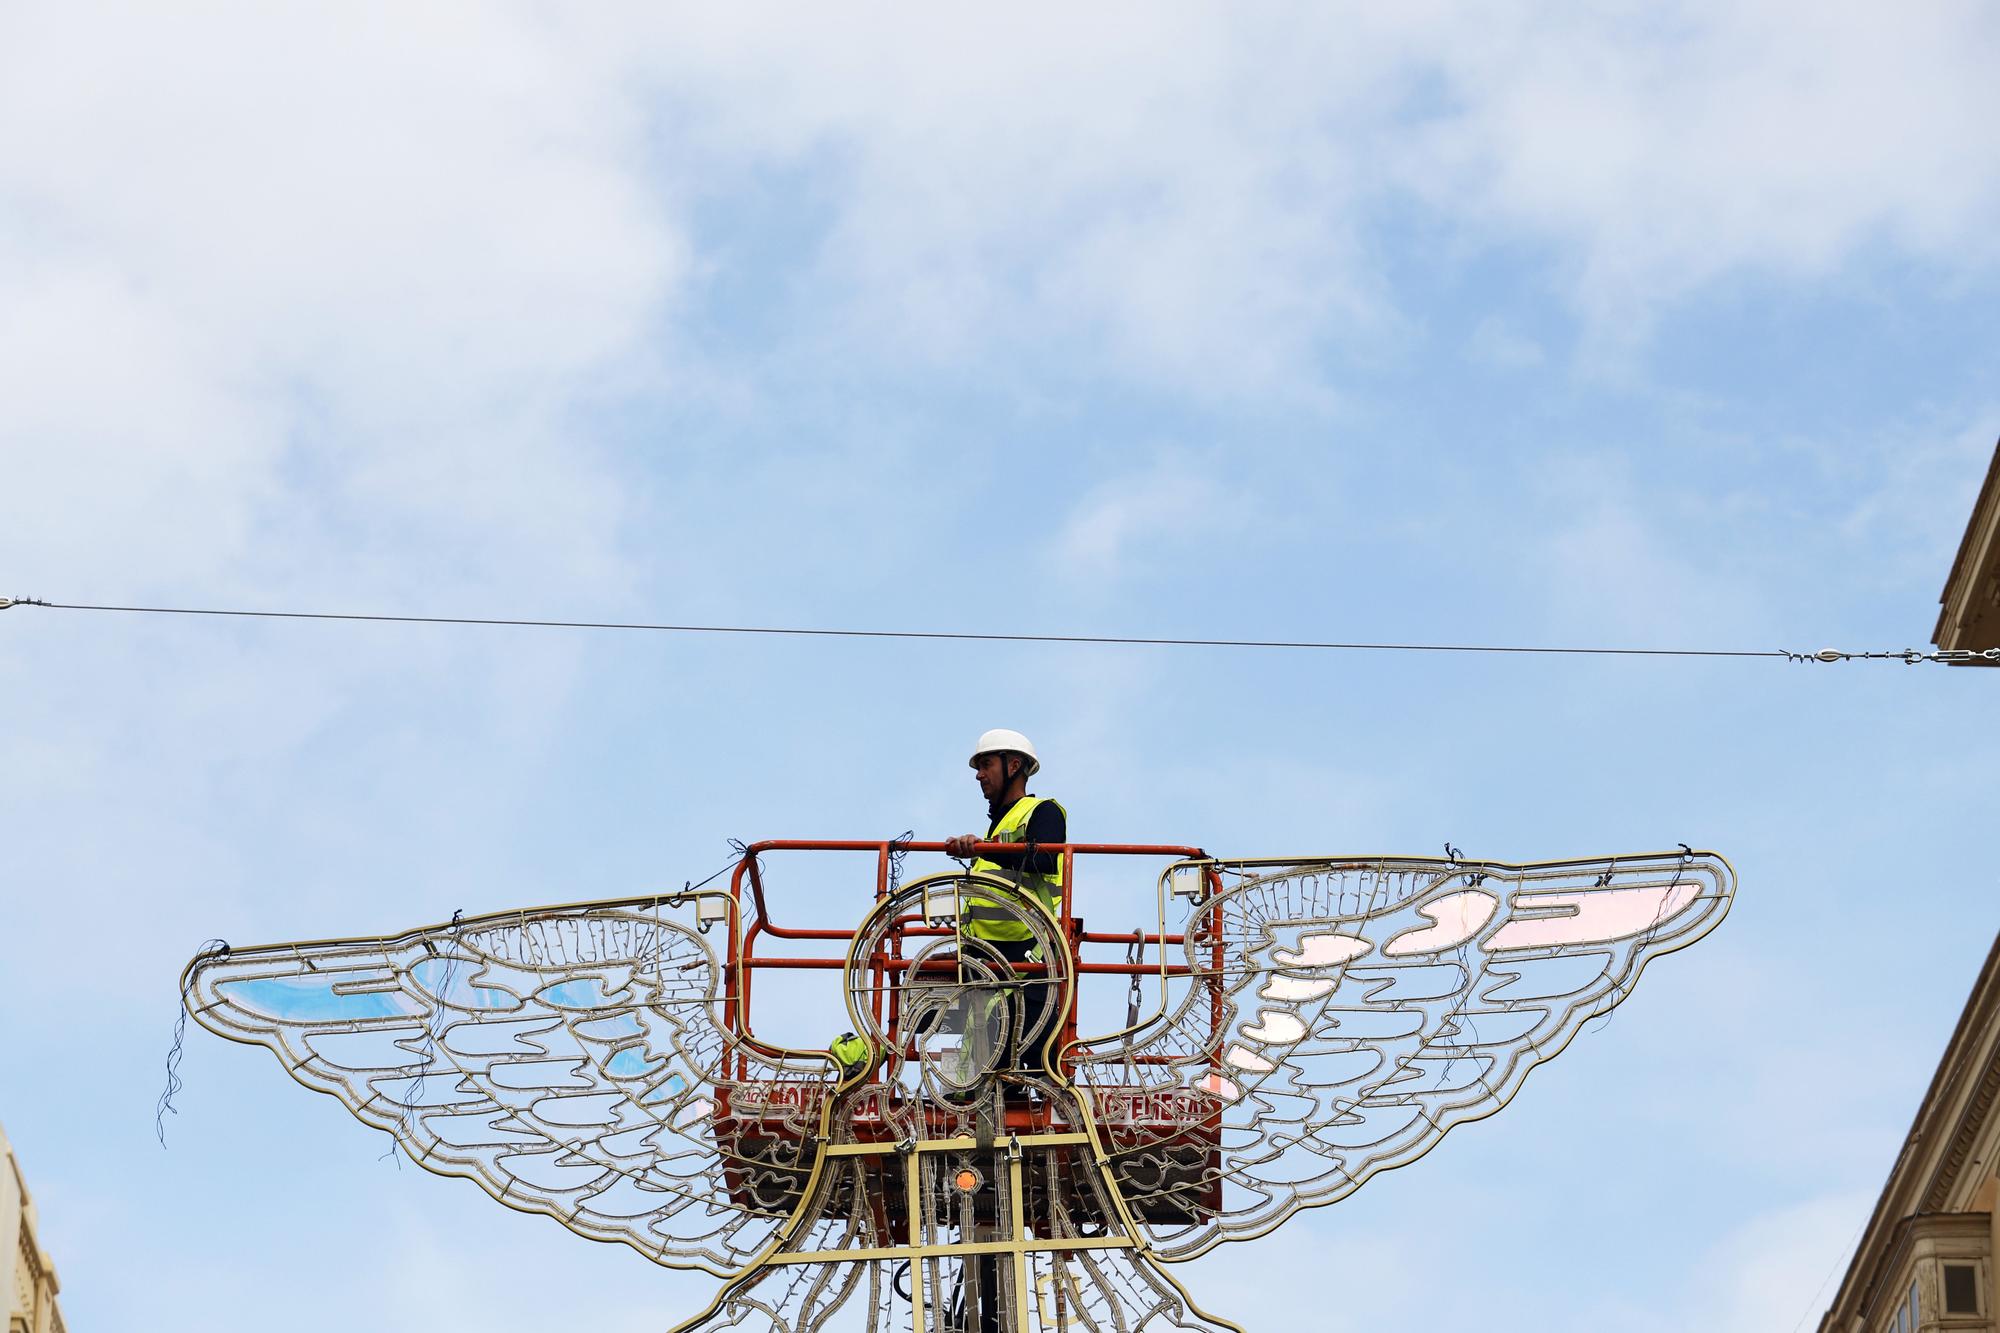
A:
[
  {"left": 1074, "top": 850, "right": 1734, "bottom": 1262},
  {"left": 183, "top": 892, "right": 842, "bottom": 1276}
]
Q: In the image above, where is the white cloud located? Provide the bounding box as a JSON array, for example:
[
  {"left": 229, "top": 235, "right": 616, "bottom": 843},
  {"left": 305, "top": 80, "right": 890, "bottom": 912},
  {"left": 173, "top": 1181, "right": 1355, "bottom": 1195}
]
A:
[
  {"left": 0, "top": 2, "right": 673, "bottom": 381},
  {"left": 1468, "top": 317, "right": 1548, "bottom": 371},
  {"left": 0, "top": 0, "right": 681, "bottom": 598},
  {"left": 1052, "top": 458, "right": 1242, "bottom": 585},
  {"left": 538, "top": 2, "right": 2000, "bottom": 383},
  {"left": 562, "top": 6, "right": 1431, "bottom": 396},
  {"left": 10, "top": 1, "right": 1994, "bottom": 469},
  {"left": 1830, "top": 416, "right": 1999, "bottom": 585},
  {"left": 1685, "top": 1189, "right": 1873, "bottom": 1333},
  {"left": 1408, "top": 3, "right": 2000, "bottom": 331},
  {"left": 1525, "top": 454, "right": 1766, "bottom": 642},
  {"left": 0, "top": 0, "right": 686, "bottom": 1019},
  {"left": 0, "top": 263, "right": 280, "bottom": 588}
]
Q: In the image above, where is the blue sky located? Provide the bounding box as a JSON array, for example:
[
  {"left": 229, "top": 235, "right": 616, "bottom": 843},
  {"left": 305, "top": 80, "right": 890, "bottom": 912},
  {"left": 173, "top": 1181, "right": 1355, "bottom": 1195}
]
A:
[{"left": 3, "top": 4, "right": 1998, "bottom": 1330}]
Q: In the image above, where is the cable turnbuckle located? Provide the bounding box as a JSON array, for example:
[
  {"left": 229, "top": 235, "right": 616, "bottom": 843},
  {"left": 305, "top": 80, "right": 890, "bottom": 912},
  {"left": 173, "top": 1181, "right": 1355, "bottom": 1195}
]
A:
[{"left": 1782, "top": 646, "right": 2000, "bottom": 666}]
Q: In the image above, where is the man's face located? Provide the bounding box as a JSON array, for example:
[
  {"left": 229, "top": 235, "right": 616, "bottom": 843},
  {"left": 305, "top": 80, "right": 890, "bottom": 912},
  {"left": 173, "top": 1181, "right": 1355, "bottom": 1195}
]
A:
[{"left": 972, "top": 752, "right": 1011, "bottom": 800}]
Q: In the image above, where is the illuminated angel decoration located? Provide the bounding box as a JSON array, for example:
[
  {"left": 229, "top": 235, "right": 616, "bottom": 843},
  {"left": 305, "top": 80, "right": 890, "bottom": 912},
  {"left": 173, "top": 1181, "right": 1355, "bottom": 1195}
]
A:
[{"left": 183, "top": 841, "right": 1733, "bottom": 1332}]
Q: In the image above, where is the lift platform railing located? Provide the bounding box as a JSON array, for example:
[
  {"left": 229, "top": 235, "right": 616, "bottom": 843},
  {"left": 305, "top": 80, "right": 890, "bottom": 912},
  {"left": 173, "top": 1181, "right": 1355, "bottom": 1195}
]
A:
[{"left": 723, "top": 840, "right": 1226, "bottom": 1072}]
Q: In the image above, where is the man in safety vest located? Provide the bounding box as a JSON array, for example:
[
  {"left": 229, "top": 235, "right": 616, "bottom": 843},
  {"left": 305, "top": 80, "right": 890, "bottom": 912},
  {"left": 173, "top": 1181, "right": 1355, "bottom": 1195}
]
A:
[
  {"left": 829, "top": 730, "right": 1068, "bottom": 1085},
  {"left": 942, "top": 730, "right": 1067, "bottom": 1333},
  {"left": 943, "top": 728, "right": 1067, "bottom": 1069}
]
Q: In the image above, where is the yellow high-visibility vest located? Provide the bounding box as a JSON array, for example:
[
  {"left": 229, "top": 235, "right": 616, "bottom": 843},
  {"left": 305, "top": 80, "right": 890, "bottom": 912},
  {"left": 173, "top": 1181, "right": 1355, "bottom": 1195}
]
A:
[{"left": 965, "top": 796, "right": 1067, "bottom": 942}]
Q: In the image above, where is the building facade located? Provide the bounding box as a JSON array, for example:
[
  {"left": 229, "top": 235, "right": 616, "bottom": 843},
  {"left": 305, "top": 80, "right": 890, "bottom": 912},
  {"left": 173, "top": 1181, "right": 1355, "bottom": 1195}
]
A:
[
  {"left": 1, "top": 1123, "right": 65, "bottom": 1333},
  {"left": 1818, "top": 934, "right": 2000, "bottom": 1332},
  {"left": 1934, "top": 439, "right": 2000, "bottom": 663}
]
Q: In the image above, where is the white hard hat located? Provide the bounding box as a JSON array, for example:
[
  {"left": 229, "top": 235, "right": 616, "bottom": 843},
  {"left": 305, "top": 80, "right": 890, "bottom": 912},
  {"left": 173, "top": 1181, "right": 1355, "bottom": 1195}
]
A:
[{"left": 970, "top": 728, "right": 1040, "bottom": 776}]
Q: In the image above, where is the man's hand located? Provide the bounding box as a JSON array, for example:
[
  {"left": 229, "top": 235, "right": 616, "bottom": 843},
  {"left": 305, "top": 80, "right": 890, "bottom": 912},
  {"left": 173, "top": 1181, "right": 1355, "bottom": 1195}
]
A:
[{"left": 944, "top": 834, "right": 982, "bottom": 858}]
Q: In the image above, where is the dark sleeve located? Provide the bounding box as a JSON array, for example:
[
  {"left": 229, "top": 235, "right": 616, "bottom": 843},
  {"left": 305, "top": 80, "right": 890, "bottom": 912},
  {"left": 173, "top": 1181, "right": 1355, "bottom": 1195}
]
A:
[{"left": 982, "top": 800, "right": 1066, "bottom": 876}]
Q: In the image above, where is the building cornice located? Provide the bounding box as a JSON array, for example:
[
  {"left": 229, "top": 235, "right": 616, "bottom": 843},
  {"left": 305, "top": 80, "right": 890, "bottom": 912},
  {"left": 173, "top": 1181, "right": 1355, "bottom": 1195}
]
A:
[
  {"left": 1821, "top": 932, "right": 2000, "bottom": 1330},
  {"left": 1934, "top": 439, "right": 2000, "bottom": 661},
  {"left": 1923, "top": 1032, "right": 2000, "bottom": 1214}
]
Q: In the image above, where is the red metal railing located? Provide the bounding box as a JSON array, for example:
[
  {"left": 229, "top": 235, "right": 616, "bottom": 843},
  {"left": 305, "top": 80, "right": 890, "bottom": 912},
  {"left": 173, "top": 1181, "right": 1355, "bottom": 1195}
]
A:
[{"left": 722, "top": 840, "right": 1225, "bottom": 1070}]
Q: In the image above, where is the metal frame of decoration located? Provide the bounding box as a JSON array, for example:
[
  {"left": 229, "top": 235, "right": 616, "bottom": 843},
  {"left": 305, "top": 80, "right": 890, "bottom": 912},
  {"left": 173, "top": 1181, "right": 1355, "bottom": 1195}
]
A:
[{"left": 184, "top": 841, "right": 1734, "bottom": 1331}]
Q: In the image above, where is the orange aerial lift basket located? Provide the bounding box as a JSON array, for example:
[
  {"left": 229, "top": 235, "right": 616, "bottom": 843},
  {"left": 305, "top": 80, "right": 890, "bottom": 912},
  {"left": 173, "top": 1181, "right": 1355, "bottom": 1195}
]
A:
[{"left": 711, "top": 839, "right": 1227, "bottom": 1240}]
